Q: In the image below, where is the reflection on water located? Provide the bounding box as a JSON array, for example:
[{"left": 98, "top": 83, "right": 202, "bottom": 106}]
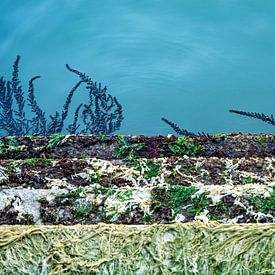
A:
[{"left": 0, "top": 0, "right": 274, "bottom": 135}]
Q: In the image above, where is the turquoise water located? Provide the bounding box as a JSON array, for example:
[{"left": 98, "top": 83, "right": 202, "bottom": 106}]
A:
[{"left": 0, "top": 0, "right": 274, "bottom": 135}]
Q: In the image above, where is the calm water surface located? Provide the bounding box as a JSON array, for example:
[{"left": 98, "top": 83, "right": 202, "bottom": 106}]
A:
[{"left": 0, "top": 0, "right": 274, "bottom": 135}]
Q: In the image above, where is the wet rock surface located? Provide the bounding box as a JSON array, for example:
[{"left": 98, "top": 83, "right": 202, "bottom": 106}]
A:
[
  {"left": 0, "top": 134, "right": 274, "bottom": 159},
  {"left": 0, "top": 134, "right": 274, "bottom": 225}
]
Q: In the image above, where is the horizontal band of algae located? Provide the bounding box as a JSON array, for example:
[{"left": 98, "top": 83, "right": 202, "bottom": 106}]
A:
[
  {"left": 0, "top": 156, "right": 273, "bottom": 189},
  {"left": 0, "top": 134, "right": 274, "bottom": 160},
  {"left": 0, "top": 222, "right": 274, "bottom": 274}
]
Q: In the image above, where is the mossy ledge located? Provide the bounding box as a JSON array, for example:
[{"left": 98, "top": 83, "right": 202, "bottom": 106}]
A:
[{"left": 0, "top": 134, "right": 273, "bottom": 159}]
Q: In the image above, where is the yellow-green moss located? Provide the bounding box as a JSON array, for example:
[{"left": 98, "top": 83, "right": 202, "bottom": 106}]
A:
[{"left": 0, "top": 222, "right": 274, "bottom": 274}]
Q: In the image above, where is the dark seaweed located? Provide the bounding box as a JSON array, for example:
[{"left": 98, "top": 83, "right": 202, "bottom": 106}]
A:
[
  {"left": 229, "top": 109, "right": 275, "bottom": 126},
  {"left": 161, "top": 117, "right": 210, "bottom": 137},
  {"left": 0, "top": 56, "right": 123, "bottom": 136}
]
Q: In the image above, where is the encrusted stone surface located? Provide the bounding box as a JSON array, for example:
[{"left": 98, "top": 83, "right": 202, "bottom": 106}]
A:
[
  {"left": 0, "top": 134, "right": 274, "bottom": 159},
  {"left": 0, "top": 134, "right": 274, "bottom": 225}
]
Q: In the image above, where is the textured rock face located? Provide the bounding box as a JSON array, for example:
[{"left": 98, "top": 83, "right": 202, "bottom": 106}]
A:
[{"left": 0, "top": 134, "right": 274, "bottom": 274}]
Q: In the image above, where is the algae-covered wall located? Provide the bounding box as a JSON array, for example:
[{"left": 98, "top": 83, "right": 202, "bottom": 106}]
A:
[
  {"left": 0, "top": 134, "right": 274, "bottom": 274},
  {"left": 0, "top": 222, "right": 274, "bottom": 274}
]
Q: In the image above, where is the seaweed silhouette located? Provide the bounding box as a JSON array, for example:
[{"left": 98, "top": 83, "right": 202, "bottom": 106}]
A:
[
  {"left": 65, "top": 64, "right": 123, "bottom": 135},
  {"left": 161, "top": 117, "right": 210, "bottom": 137},
  {"left": 229, "top": 109, "right": 275, "bottom": 126},
  {"left": 162, "top": 109, "right": 274, "bottom": 136},
  {"left": 0, "top": 56, "right": 123, "bottom": 136}
]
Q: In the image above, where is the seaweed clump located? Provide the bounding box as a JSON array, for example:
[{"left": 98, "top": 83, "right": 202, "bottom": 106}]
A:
[{"left": 0, "top": 56, "right": 123, "bottom": 136}]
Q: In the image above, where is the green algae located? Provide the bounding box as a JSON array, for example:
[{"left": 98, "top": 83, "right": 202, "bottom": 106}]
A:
[
  {"left": 7, "top": 158, "right": 54, "bottom": 175},
  {"left": 257, "top": 135, "right": 268, "bottom": 149},
  {"left": 115, "top": 135, "right": 144, "bottom": 163},
  {"left": 74, "top": 202, "right": 94, "bottom": 218},
  {"left": 143, "top": 160, "right": 161, "bottom": 179},
  {"left": 167, "top": 136, "right": 204, "bottom": 156},
  {"left": 252, "top": 187, "right": 275, "bottom": 213},
  {"left": 58, "top": 188, "right": 86, "bottom": 200},
  {"left": 0, "top": 137, "right": 24, "bottom": 156},
  {"left": 212, "top": 133, "right": 229, "bottom": 139},
  {"left": 47, "top": 184, "right": 274, "bottom": 224},
  {"left": 46, "top": 134, "right": 66, "bottom": 149},
  {"left": 169, "top": 186, "right": 198, "bottom": 214},
  {"left": 0, "top": 222, "right": 274, "bottom": 274},
  {"left": 98, "top": 134, "right": 107, "bottom": 141}
]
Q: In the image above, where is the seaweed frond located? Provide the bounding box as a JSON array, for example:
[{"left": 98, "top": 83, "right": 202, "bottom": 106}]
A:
[
  {"left": 67, "top": 103, "right": 83, "bottom": 134},
  {"left": 0, "top": 78, "right": 17, "bottom": 135},
  {"left": 28, "top": 76, "right": 47, "bottom": 135},
  {"left": 66, "top": 64, "right": 124, "bottom": 135},
  {"left": 161, "top": 117, "right": 209, "bottom": 137},
  {"left": 12, "top": 56, "right": 28, "bottom": 134},
  {"left": 229, "top": 109, "right": 275, "bottom": 126}
]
